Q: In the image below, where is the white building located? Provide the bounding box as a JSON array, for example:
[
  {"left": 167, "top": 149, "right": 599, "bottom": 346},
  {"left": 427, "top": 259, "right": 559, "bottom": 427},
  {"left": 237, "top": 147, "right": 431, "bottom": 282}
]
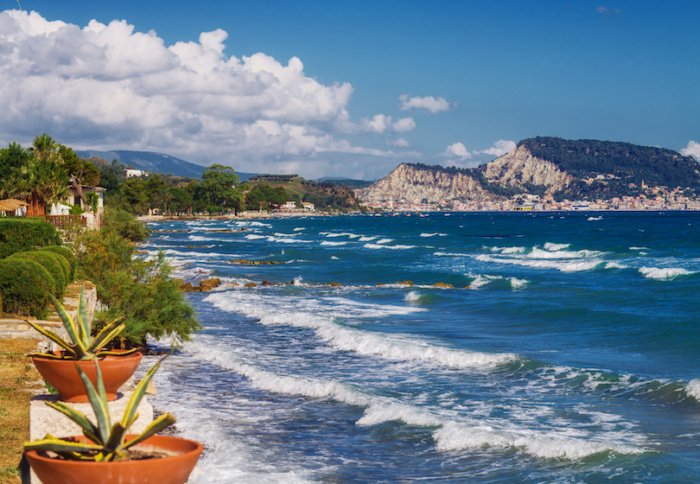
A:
[{"left": 125, "top": 167, "right": 148, "bottom": 178}]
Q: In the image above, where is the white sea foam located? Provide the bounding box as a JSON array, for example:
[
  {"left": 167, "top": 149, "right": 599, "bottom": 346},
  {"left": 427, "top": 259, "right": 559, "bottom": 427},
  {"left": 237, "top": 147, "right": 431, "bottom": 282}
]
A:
[
  {"left": 245, "top": 234, "right": 312, "bottom": 244},
  {"left": 605, "top": 262, "right": 628, "bottom": 269},
  {"left": 204, "top": 291, "right": 515, "bottom": 369},
  {"left": 236, "top": 221, "right": 273, "bottom": 228},
  {"left": 330, "top": 256, "right": 340, "bottom": 260},
  {"left": 358, "top": 236, "right": 378, "bottom": 242},
  {"left": 587, "top": 216, "right": 603, "bottom": 221},
  {"left": 477, "top": 254, "right": 604, "bottom": 273},
  {"left": 490, "top": 246, "right": 526, "bottom": 254},
  {"left": 321, "top": 241, "right": 348, "bottom": 246},
  {"left": 468, "top": 274, "right": 529, "bottom": 290},
  {"left": 293, "top": 227, "right": 305, "bottom": 231},
  {"left": 638, "top": 267, "right": 696, "bottom": 280},
  {"left": 629, "top": 246, "right": 649, "bottom": 251},
  {"left": 186, "top": 342, "right": 644, "bottom": 460},
  {"left": 364, "top": 243, "right": 415, "bottom": 250},
  {"left": 404, "top": 291, "right": 422, "bottom": 303},
  {"left": 542, "top": 242, "right": 571, "bottom": 251},
  {"left": 245, "top": 234, "right": 266, "bottom": 240},
  {"left": 376, "top": 238, "right": 394, "bottom": 244},
  {"left": 188, "top": 235, "right": 234, "bottom": 242},
  {"left": 420, "top": 233, "right": 447, "bottom": 238},
  {"left": 687, "top": 379, "right": 700, "bottom": 401}
]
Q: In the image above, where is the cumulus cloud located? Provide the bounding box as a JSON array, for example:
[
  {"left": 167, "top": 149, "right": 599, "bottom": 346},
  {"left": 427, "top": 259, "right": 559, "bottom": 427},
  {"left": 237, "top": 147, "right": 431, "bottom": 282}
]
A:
[
  {"left": 478, "top": 139, "right": 516, "bottom": 156},
  {"left": 399, "top": 94, "right": 450, "bottom": 113},
  {"left": 0, "top": 9, "right": 415, "bottom": 177},
  {"left": 389, "top": 138, "right": 410, "bottom": 147},
  {"left": 681, "top": 140, "right": 700, "bottom": 161},
  {"left": 359, "top": 114, "right": 415, "bottom": 134},
  {"left": 445, "top": 142, "right": 471, "bottom": 159}
]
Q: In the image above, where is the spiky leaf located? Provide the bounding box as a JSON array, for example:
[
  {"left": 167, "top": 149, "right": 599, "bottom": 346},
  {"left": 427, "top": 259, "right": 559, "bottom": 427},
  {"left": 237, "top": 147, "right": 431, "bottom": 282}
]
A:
[
  {"left": 45, "top": 401, "right": 101, "bottom": 443},
  {"left": 25, "top": 320, "right": 77, "bottom": 357},
  {"left": 120, "top": 356, "right": 165, "bottom": 428},
  {"left": 76, "top": 363, "right": 111, "bottom": 443},
  {"left": 24, "top": 437, "right": 103, "bottom": 455},
  {"left": 122, "top": 413, "right": 176, "bottom": 450}
]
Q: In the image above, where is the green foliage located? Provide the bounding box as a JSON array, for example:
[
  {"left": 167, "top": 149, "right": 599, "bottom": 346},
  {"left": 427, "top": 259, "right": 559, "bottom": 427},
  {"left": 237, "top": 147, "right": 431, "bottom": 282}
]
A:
[
  {"left": 244, "top": 183, "right": 289, "bottom": 210},
  {"left": 42, "top": 246, "right": 77, "bottom": 279},
  {"left": 196, "top": 164, "right": 242, "bottom": 212},
  {"left": 519, "top": 137, "right": 700, "bottom": 198},
  {"left": 0, "top": 258, "right": 54, "bottom": 317},
  {"left": 77, "top": 210, "right": 200, "bottom": 346},
  {"left": 26, "top": 288, "right": 136, "bottom": 360},
  {"left": 8, "top": 251, "right": 67, "bottom": 296},
  {"left": 102, "top": 207, "right": 150, "bottom": 242},
  {"left": 24, "top": 358, "right": 175, "bottom": 461},
  {"left": 0, "top": 218, "right": 62, "bottom": 258}
]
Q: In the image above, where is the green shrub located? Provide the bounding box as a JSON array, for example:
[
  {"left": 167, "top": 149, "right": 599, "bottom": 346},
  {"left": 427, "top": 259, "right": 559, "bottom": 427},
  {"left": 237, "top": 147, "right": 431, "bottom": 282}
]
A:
[
  {"left": 0, "top": 218, "right": 61, "bottom": 258},
  {"left": 8, "top": 251, "right": 65, "bottom": 296},
  {"left": 42, "top": 246, "right": 76, "bottom": 279},
  {"left": 102, "top": 207, "right": 149, "bottom": 242},
  {"left": 39, "top": 249, "right": 71, "bottom": 283},
  {"left": 0, "top": 258, "right": 54, "bottom": 317}
]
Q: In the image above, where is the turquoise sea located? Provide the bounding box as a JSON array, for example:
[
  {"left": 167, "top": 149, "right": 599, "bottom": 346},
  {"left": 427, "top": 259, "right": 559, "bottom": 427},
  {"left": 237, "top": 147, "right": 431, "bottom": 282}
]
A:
[{"left": 142, "top": 212, "right": 700, "bottom": 482}]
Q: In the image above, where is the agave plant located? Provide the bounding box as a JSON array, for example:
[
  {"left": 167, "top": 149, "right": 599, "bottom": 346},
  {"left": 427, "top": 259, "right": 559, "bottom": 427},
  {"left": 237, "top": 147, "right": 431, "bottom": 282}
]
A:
[
  {"left": 24, "top": 358, "right": 176, "bottom": 461},
  {"left": 27, "top": 287, "right": 136, "bottom": 360}
]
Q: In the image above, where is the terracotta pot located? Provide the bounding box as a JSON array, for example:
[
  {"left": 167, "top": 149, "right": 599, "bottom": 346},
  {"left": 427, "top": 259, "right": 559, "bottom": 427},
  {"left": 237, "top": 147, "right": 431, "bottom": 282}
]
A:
[
  {"left": 25, "top": 434, "right": 203, "bottom": 484},
  {"left": 32, "top": 351, "right": 143, "bottom": 402}
]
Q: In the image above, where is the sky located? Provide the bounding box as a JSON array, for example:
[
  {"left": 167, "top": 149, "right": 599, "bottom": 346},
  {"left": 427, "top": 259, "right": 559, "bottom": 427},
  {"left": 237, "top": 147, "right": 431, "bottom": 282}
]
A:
[{"left": 1, "top": 0, "right": 699, "bottom": 179}]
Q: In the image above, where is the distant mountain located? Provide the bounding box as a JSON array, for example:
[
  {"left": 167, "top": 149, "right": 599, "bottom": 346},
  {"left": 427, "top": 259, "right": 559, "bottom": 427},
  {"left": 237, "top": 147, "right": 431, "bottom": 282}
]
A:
[
  {"left": 76, "top": 149, "right": 256, "bottom": 180},
  {"left": 357, "top": 137, "right": 700, "bottom": 208}
]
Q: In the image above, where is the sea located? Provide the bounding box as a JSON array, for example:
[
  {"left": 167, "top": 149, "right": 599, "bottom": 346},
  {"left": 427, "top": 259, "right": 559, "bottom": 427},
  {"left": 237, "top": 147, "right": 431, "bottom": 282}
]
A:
[{"left": 140, "top": 211, "right": 700, "bottom": 483}]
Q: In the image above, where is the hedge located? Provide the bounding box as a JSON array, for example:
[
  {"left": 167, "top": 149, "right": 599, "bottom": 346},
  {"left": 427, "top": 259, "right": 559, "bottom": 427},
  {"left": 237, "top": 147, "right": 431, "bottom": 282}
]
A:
[
  {"left": 0, "top": 258, "right": 54, "bottom": 318},
  {"left": 0, "top": 218, "right": 61, "bottom": 258},
  {"left": 41, "top": 246, "right": 76, "bottom": 279},
  {"left": 38, "top": 250, "right": 71, "bottom": 285},
  {"left": 8, "top": 251, "right": 65, "bottom": 297}
]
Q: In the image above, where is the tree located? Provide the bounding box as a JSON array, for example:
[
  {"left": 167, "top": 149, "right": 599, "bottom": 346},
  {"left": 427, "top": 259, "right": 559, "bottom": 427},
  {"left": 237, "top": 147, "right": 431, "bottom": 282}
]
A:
[{"left": 195, "top": 164, "right": 242, "bottom": 212}]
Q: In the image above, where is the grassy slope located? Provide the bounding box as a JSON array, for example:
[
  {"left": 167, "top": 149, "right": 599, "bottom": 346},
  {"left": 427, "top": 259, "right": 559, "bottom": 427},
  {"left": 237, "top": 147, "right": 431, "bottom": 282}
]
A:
[{"left": 0, "top": 338, "right": 41, "bottom": 484}]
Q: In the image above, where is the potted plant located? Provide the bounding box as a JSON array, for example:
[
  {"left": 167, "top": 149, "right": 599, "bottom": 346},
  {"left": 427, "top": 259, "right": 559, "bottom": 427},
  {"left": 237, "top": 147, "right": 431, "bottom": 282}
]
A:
[
  {"left": 24, "top": 358, "right": 203, "bottom": 484},
  {"left": 27, "top": 288, "right": 142, "bottom": 402}
]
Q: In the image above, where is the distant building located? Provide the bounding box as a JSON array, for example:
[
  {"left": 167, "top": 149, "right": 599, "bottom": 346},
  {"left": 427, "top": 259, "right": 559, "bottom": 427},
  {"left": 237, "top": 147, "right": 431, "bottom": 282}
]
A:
[
  {"left": 302, "top": 202, "right": 315, "bottom": 212},
  {"left": 282, "top": 201, "right": 297, "bottom": 210},
  {"left": 49, "top": 186, "right": 106, "bottom": 229},
  {"left": 125, "top": 167, "right": 148, "bottom": 178},
  {"left": 0, "top": 199, "right": 28, "bottom": 217}
]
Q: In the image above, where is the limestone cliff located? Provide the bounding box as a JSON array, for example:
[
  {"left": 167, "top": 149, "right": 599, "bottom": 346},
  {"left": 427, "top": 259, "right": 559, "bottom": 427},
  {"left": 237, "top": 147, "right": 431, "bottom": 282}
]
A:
[
  {"left": 356, "top": 163, "right": 492, "bottom": 207},
  {"left": 483, "top": 145, "right": 573, "bottom": 195}
]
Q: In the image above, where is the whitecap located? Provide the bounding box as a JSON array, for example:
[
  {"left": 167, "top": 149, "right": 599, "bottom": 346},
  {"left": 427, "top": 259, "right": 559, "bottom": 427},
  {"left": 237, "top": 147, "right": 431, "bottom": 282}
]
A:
[
  {"left": 477, "top": 254, "right": 604, "bottom": 273},
  {"left": 687, "top": 379, "right": 700, "bottom": 401},
  {"left": 420, "top": 233, "right": 447, "bottom": 238},
  {"left": 364, "top": 243, "right": 415, "bottom": 250},
  {"left": 639, "top": 267, "right": 696, "bottom": 280},
  {"left": 404, "top": 291, "right": 422, "bottom": 303},
  {"left": 321, "top": 241, "right": 348, "bottom": 247},
  {"left": 542, "top": 242, "right": 571, "bottom": 251}
]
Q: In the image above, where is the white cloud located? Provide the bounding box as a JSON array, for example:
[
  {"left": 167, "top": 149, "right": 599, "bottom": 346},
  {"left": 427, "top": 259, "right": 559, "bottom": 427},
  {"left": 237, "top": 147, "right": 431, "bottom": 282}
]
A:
[
  {"left": 399, "top": 94, "right": 450, "bottom": 113},
  {"left": 389, "top": 138, "right": 410, "bottom": 147},
  {"left": 478, "top": 139, "right": 516, "bottom": 157},
  {"left": 359, "top": 114, "right": 415, "bottom": 134},
  {"left": 0, "top": 9, "right": 415, "bottom": 178},
  {"left": 681, "top": 140, "right": 700, "bottom": 160},
  {"left": 445, "top": 142, "right": 471, "bottom": 159}
]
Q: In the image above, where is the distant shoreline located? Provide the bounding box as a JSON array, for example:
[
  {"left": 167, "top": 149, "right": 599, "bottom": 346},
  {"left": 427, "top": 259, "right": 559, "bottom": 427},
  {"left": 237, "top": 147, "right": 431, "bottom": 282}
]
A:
[{"left": 137, "top": 208, "right": 700, "bottom": 223}]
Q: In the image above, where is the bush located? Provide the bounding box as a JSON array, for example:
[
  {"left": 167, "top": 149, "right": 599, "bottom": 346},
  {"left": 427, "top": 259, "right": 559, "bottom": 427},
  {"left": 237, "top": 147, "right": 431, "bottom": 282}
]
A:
[
  {"left": 41, "top": 246, "right": 76, "bottom": 279},
  {"left": 8, "top": 251, "right": 65, "bottom": 296},
  {"left": 0, "top": 258, "right": 54, "bottom": 317},
  {"left": 0, "top": 218, "right": 61, "bottom": 258},
  {"left": 39, "top": 249, "right": 71, "bottom": 283},
  {"left": 102, "top": 207, "right": 149, "bottom": 242}
]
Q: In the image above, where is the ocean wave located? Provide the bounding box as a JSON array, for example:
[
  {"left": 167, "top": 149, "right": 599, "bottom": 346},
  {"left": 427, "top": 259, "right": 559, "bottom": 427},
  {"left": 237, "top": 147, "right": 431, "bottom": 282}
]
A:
[
  {"left": 204, "top": 291, "right": 514, "bottom": 369},
  {"left": 477, "top": 254, "right": 604, "bottom": 273},
  {"left": 404, "top": 291, "right": 422, "bottom": 303},
  {"left": 376, "top": 238, "right": 393, "bottom": 244},
  {"left": 293, "top": 227, "right": 305, "bottom": 231},
  {"left": 364, "top": 243, "right": 416, "bottom": 250},
  {"left": 604, "top": 262, "right": 628, "bottom": 269},
  {"left": 321, "top": 241, "right": 349, "bottom": 246},
  {"left": 543, "top": 242, "right": 570, "bottom": 251},
  {"left": 467, "top": 274, "right": 529, "bottom": 290},
  {"left": 187, "top": 342, "right": 645, "bottom": 460},
  {"left": 587, "top": 216, "right": 603, "bottom": 221},
  {"left": 489, "top": 246, "right": 526, "bottom": 254},
  {"left": 638, "top": 267, "right": 696, "bottom": 280},
  {"left": 420, "top": 233, "right": 447, "bottom": 238},
  {"left": 687, "top": 380, "right": 700, "bottom": 401},
  {"left": 245, "top": 234, "right": 312, "bottom": 244},
  {"left": 319, "top": 232, "right": 362, "bottom": 239}
]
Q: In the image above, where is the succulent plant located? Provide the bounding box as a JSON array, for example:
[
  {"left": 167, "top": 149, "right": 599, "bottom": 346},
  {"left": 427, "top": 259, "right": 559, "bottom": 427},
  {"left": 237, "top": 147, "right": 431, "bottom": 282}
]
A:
[
  {"left": 24, "top": 357, "right": 176, "bottom": 461},
  {"left": 27, "top": 287, "right": 137, "bottom": 360}
]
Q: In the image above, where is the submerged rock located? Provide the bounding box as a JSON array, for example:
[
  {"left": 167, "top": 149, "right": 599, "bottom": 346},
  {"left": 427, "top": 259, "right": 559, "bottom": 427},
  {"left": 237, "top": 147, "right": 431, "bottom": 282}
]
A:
[
  {"left": 432, "top": 282, "right": 454, "bottom": 289},
  {"left": 244, "top": 282, "right": 257, "bottom": 288},
  {"left": 198, "top": 278, "right": 221, "bottom": 291}
]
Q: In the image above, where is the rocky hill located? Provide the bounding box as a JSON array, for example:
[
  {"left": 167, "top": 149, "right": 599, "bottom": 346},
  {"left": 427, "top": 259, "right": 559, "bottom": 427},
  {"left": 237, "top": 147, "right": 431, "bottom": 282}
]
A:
[
  {"left": 356, "top": 163, "right": 492, "bottom": 207},
  {"left": 357, "top": 137, "right": 700, "bottom": 208}
]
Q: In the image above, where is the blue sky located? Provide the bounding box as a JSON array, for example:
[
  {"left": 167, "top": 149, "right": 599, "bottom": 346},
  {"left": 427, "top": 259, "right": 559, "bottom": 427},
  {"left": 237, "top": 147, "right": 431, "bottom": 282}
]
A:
[{"left": 2, "top": 0, "right": 699, "bottom": 178}]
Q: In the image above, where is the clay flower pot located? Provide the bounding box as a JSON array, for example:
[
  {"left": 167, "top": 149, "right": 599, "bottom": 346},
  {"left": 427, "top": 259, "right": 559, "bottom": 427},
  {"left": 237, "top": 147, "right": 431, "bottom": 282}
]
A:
[
  {"left": 25, "top": 434, "right": 203, "bottom": 484},
  {"left": 32, "top": 351, "right": 143, "bottom": 402}
]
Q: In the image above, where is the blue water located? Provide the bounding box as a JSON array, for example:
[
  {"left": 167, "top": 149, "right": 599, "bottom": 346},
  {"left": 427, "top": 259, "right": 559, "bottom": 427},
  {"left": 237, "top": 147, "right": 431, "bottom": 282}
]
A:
[{"left": 143, "top": 212, "right": 700, "bottom": 483}]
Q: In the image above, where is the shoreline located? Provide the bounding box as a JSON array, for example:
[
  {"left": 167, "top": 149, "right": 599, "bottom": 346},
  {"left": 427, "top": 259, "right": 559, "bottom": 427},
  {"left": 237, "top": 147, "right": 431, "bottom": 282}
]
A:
[{"left": 137, "top": 208, "right": 700, "bottom": 223}]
